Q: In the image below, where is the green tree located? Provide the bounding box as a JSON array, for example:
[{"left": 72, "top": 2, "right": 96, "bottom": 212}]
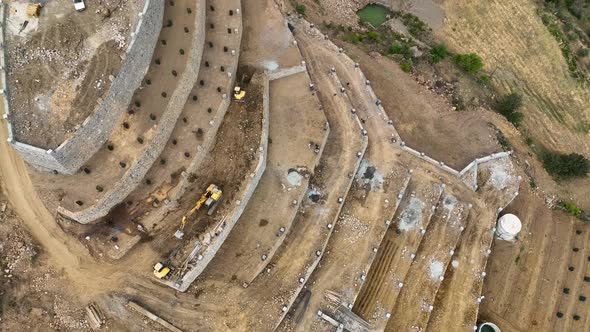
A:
[
  {"left": 430, "top": 44, "right": 449, "bottom": 63},
  {"left": 542, "top": 151, "right": 590, "bottom": 179},
  {"left": 453, "top": 53, "right": 484, "bottom": 74},
  {"left": 577, "top": 48, "right": 590, "bottom": 57}
]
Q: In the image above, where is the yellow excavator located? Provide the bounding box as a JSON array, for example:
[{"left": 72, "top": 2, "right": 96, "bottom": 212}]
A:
[
  {"left": 174, "top": 184, "right": 223, "bottom": 239},
  {"left": 233, "top": 86, "right": 246, "bottom": 102},
  {"left": 153, "top": 262, "right": 171, "bottom": 279}
]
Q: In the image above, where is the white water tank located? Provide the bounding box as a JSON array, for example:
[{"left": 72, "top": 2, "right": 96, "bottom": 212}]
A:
[{"left": 496, "top": 214, "right": 522, "bottom": 241}]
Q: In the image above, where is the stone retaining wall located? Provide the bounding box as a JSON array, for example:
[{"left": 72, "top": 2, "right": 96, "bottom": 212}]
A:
[
  {"left": 58, "top": 0, "right": 207, "bottom": 224},
  {"left": 3, "top": 0, "right": 164, "bottom": 174},
  {"left": 167, "top": 10, "right": 244, "bottom": 203}
]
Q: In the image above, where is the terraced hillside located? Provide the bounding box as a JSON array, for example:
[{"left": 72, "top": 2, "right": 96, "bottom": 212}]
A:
[{"left": 0, "top": 0, "right": 536, "bottom": 331}]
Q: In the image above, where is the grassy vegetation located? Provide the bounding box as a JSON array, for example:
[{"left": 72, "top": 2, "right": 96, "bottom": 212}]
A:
[
  {"left": 538, "top": 7, "right": 588, "bottom": 83},
  {"left": 390, "top": 11, "right": 431, "bottom": 39},
  {"left": 334, "top": 25, "right": 419, "bottom": 71}
]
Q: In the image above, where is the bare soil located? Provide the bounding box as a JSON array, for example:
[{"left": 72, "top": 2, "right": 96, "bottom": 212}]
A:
[
  {"left": 6, "top": 0, "right": 141, "bottom": 148},
  {"left": 0, "top": 194, "right": 88, "bottom": 330}
]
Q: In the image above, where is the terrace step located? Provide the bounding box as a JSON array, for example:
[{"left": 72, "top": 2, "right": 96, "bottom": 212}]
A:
[
  {"left": 353, "top": 176, "right": 445, "bottom": 322},
  {"left": 384, "top": 197, "right": 470, "bottom": 331}
]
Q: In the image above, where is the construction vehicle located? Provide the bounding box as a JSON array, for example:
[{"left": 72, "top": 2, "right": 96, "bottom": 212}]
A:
[
  {"left": 153, "top": 262, "right": 171, "bottom": 279},
  {"left": 26, "top": 4, "right": 42, "bottom": 17},
  {"left": 233, "top": 86, "right": 246, "bottom": 102},
  {"left": 174, "top": 184, "right": 223, "bottom": 239}
]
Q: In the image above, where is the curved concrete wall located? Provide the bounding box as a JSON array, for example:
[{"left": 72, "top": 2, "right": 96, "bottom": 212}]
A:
[
  {"left": 4, "top": 0, "right": 164, "bottom": 174},
  {"left": 57, "top": 0, "right": 207, "bottom": 224}
]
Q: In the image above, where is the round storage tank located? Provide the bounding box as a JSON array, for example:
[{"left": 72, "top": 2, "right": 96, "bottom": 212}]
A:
[
  {"left": 496, "top": 214, "right": 522, "bottom": 241},
  {"left": 478, "top": 322, "right": 501, "bottom": 332}
]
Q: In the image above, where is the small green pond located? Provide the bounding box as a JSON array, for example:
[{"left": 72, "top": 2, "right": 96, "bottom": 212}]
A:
[{"left": 357, "top": 4, "right": 389, "bottom": 27}]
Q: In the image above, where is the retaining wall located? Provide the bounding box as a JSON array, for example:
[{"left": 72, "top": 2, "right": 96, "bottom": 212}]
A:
[
  {"left": 170, "top": 71, "right": 270, "bottom": 292},
  {"left": 3, "top": 0, "right": 164, "bottom": 174},
  {"left": 167, "top": 12, "right": 244, "bottom": 203},
  {"left": 57, "top": 0, "right": 207, "bottom": 224}
]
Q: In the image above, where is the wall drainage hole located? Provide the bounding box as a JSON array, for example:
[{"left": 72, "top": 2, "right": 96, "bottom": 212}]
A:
[
  {"left": 184, "top": 152, "right": 190, "bottom": 158},
  {"left": 220, "top": 66, "right": 225, "bottom": 72},
  {"left": 107, "top": 144, "right": 114, "bottom": 151},
  {"left": 83, "top": 167, "right": 91, "bottom": 174},
  {"left": 155, "top": 59, "right": 161, "bottom": 65},
  {"left": 161, "top": 39, "right": 167, "bottom": 45},
  {"left": 187, "top": 8, "right": 192, "bottom": 14},
  {"left": 207, "top": 107, "right": 212, "bottom": 113},
  {"left": 229, "top": 10, "right": 234, "bottom": 16},
  {"left": 75, "top": 200, "right": 84, "bottom": 206},
  {"left": 199, "top": 80, "right": 205, "bottom": 86},
  {"left": 146, "top": 179, "right": 152, "bottom": 185},
  {"left": 192, "top": 95, "right": 198, "bottom": 101},
  {"left": 160, "top": 158, "right": 166, "bottom": 165},
  {"left": 145, "top": 79, "right": 151, "bottom": 85},
  {"left": 179, "top": 49, "right": 185, "bottom": 55},
  {"left": 184, "top": 27, "right": 189, "bottom": 33},
  {"left": 210, "top": 23, "right": 215, "bottom": 29},
  {"left": 167, "top": 20, "right": 173, "bottom": 27},
  {"left": 137, "top": 137, "right": 144, "bottom": 144},
  {"left": 172, "top": 139, "right": 178, "bottom": 145},
  {"left": 223, "top": 46, "right": 228, "bottom": 52},
  {"left": 210, "top": 5, "right": 215, "bottom": 11},
  {"left": 172, "top": 70, "right": 178, "bottom": 76},
  {"left": 161, "top": 92, "right": 167, "bottom": 98},
  {"left": 182, "top": 117, "right": 188, "bottom": 123},
  {"left": 205, "top": 61, "right": 210, "bottom": 67},
  {"left": 122, "top": 122, "right": 130, "bottom": 129},
  {"left": 96, "top": 185, "right": 104, "bottom": 192},
  {"left": 150, "top": 113, "right": 156, "bottom": 120},
  {"left": 227, "top": 28, "right": 232, "bottom": 34},
  {"left": 135, "top": 100, "right": 141, "bottom": 107},
  {"left": 119, "top": 162, "right": 127, "bottom": 168},
  {"left": 208, "top": 41, "right": 213, "bottom": 48}
]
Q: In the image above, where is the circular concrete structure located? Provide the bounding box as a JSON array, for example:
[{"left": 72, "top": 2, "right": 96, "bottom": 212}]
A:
[
  {"left": 478, "top": 322, "right": 501, "bottom": 332},
  {"left": 496, "top": 214, "right": 522, "bottom": 241}
]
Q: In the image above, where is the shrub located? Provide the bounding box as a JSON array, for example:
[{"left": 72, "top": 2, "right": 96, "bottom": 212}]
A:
[
  {"left": 479, "top": 74, "right": 491, "bottom": 83},
  {"left": 542, "top": 151, "right": 590, "bottom": 179},
  {"left": 560, "top": 201, "right": 582, "bottom": 217},
  {"left": 295, "top": 4, "right": 305, "bottom": 15},
  {"left": 496, "top": 93, "right": 524, "bottom": 126},
  {"left": 366, "top": 31, "right": 381, "bottom": 43},
  {"left": 577, "top": 48, "right": 590, "bottom": 57},
  {"left": 400, "top": 61, "right": 413, "bottom": 73},
  {"left": 453, "top": 53, "right": 484, "bottom": 74},
  {"left": 497, "top": 93, "right": 523, "bottom": 114},
  {"left": 430, "top": 44, "right": 449, "bottom": 63},
  {"left": 342, "top": 33, "right": 363, "bottom": 44},
  {"left": 388, "top": 42, "right": 411, "bottom": 58}
]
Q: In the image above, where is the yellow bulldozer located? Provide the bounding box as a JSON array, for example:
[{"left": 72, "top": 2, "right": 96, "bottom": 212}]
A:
[{"left": 174, "top": 184, "right": 223, "bottom": 239}]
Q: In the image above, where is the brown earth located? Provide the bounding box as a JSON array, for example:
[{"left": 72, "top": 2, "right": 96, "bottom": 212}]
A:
[{"left": 7, "top": 0, "right": 141, "bottom": 148}]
